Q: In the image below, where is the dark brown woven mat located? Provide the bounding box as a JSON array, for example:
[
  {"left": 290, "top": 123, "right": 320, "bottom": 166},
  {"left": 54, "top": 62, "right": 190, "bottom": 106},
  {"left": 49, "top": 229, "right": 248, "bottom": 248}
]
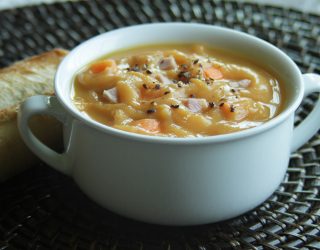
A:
[{"left": 0, "top": 0, "right": 320, "bottom": 249}]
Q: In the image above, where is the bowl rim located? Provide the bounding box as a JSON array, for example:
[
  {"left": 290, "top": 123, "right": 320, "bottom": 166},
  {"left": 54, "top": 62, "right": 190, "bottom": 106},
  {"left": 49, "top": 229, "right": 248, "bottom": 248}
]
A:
[{"left": 55, "top": 22, "right": 303, "bottom": 145}]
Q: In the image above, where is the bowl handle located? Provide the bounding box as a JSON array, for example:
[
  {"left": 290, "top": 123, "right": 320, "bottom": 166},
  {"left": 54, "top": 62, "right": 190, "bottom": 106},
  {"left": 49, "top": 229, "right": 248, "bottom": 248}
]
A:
[
  {"left": 291, "top": 73, "right": 320, "bottom": 152},
  {"left": 18, "top": 95, "right": 71, "bottom": 175}
]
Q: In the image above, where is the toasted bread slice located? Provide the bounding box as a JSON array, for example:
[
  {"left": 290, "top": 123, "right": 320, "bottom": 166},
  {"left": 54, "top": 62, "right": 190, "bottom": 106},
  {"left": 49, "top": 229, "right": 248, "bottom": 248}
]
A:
[{"left": 0, "top": 49, "right": 68, "bottom": 181}]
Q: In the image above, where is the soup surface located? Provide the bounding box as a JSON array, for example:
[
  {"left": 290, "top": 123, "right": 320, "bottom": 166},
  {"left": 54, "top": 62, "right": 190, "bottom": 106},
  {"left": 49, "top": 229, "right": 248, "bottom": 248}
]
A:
[{"left": 73, "top": 44, "right": 283, "bottom": 137}]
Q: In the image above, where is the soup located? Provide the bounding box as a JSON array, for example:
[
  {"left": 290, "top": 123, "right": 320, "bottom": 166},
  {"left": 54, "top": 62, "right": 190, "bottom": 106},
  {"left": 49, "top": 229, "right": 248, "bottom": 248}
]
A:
[{"left": 73, "top": 44, "right": 283, "bottom": 137}]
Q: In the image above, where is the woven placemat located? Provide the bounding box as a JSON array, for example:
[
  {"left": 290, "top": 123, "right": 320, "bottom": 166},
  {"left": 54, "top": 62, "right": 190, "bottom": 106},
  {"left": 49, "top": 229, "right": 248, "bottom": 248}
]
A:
[{"left": 0, "top": 0, "right": 320, "bottom": 249}]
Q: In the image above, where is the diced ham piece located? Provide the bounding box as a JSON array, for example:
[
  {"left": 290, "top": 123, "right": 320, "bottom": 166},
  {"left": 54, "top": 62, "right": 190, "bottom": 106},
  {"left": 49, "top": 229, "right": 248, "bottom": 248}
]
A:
[
  {"left": 185, "top": 98, "right": 208, "bottom": 113},
  {"left": 159, "top": 57, "right": 177, "bottom": 70},
  {"left": 156, "top": 74, "right": 171, "bottom": 84},
  {"left": 103, "top": 87, "right": 118, "bottom": 103}
]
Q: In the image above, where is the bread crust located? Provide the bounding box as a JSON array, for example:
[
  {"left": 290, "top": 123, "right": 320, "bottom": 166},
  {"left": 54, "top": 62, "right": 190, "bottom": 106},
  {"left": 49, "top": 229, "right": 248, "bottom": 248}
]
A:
[{"left": 0, "top": 49, "right": 68, "bottom": 123}]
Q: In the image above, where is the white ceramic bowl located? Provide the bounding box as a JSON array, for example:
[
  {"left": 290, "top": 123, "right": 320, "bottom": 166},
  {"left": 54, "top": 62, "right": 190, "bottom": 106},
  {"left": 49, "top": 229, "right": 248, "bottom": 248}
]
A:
[{"left": 18, "top": 23, "right": 320, "bottom": 225}]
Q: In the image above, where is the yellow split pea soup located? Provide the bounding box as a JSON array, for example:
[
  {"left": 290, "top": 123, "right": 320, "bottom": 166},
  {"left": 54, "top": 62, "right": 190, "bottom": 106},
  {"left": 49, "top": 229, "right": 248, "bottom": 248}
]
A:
[{"left": 73, "top": 44, "right": 283, "bottom": 137}]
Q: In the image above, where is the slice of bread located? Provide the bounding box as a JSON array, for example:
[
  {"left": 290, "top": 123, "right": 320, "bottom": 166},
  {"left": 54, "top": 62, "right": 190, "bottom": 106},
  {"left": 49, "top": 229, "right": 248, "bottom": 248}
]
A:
[{"left": 0, "top": 49, "right": 68, "bottom": 181}]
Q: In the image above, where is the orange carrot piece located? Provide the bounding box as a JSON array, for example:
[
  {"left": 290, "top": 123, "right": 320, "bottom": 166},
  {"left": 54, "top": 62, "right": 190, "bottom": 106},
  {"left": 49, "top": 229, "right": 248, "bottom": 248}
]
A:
[
  {"left": 131, "top": 119, "right": 161, "bottom": 133},
  {"left": 204, "top": 66, "right": 223, "bottom": 80},
  {"left": 90, "top": 59, "right": 117, "bottom": 73}
]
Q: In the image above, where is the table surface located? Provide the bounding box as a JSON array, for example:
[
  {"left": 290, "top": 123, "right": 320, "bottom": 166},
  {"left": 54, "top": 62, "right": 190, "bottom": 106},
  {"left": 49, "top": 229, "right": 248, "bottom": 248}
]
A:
[{"left": 0, "top": 0, "right": 320, "bottom": 14}]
